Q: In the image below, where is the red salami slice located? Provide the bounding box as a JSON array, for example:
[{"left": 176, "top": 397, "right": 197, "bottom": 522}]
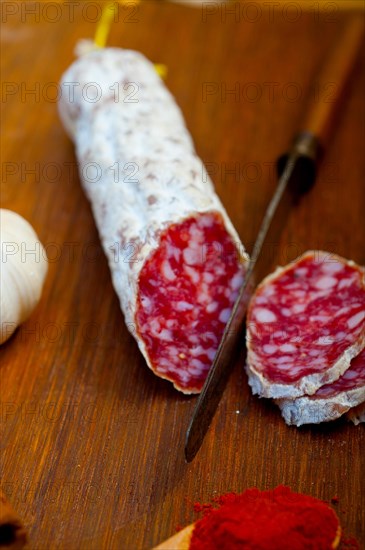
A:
[
  {"left": 59, "top": 48, "right": 248, "bottom": 393},
  {"left": 277, "top": 349, "right": 365, "bottom": 425},
  {"left": 246, "top": 251, "right": 365, "bottom": 399}
]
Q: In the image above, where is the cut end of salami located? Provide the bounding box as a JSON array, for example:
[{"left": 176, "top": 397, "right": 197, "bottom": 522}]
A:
[
  {"left": 246, "top": 251, "right": 365, "bottom": 399},
  {"left": 136, "top": 212, "right": 246, "bottom": 393}
]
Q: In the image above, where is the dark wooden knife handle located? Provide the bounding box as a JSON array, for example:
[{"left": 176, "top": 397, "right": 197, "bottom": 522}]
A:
[
  {"left": 277, "top": 16, "right": 364, "bottom": 197},
  {"left": 302, "top": 15, "right": 364, "bottom": 149}
]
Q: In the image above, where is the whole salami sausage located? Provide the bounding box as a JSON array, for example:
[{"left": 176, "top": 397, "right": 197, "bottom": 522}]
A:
[
  {"left": 277, "top": 349, "right": 365, "bottom": 425},
  {"left": 246, "top": 251, "right": 365, "bottom": 399},
  {"left": 59, "top": 48, "right": 249, "bottom": 393}
]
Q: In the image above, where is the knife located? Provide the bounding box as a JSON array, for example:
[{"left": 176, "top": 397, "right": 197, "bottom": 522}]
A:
[{"left": 185, "top": 15, "right": 364, "bottom": 462}]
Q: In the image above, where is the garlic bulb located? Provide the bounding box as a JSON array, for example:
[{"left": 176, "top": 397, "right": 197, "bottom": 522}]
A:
[{"left": 0, "top": 209, "right": 48, "bottom": 344}]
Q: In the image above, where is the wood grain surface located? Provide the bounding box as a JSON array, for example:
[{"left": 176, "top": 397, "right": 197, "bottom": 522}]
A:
[{"left": 1, "top": 2, "right": 364, "bottom": 549}]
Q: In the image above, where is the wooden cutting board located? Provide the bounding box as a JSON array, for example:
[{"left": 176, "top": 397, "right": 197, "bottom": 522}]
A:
[{"left": 1, "top": 2, "right": 364, "bottom": 548}]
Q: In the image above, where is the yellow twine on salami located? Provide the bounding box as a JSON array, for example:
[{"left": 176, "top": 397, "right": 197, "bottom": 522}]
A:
[
  {"left": 93, "top": 0, "right": 167, "bottom": 78},
  {"left": 154, "top": 64, "right": 168, "bottom": 79},
  {"left": 93, "top": 1, "right": 117, "bottom": 48}
]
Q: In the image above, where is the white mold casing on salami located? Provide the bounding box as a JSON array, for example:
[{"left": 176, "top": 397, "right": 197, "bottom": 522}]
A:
[
  {"left": 59, "top": 48, "right": 248, "bottom": 393},
  {"left": 277, "top": 349, "right": 365, "bottom": 426},
  {"left": 246, "top": 251, "right": 365, "bottom": 399}
]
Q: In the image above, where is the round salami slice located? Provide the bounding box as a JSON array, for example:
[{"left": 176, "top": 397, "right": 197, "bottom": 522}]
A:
[
  {"left": 246, "top": 251, "right": 365, "bottom": 399},
  {"left": 58, "top": 48, "right": 248, "bottom": 393},
  {"left": 277, "top": 349, "right": 365, "bottom": 425}
]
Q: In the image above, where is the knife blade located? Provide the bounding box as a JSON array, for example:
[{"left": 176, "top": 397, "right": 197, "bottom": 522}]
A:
[
  {"left": 185, "top": 132, "right": 320, "bottom": 463},
  {"left": 185, "top": 15, "right": 364, "bottom": 462}
]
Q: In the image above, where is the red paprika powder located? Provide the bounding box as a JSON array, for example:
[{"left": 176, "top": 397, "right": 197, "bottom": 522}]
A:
[{"left": 189, "top": 486, "right": 340, "bottom": 550}]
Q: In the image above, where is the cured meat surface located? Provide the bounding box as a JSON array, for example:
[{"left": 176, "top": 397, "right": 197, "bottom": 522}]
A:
[
  {"left": 278, "top": 349, "right": 365, "bottom": 425},
  {"left": 246, "top": 251, "right": 365, "bottom": 399},
  {"left": 59, "top": 48, "right": 248, "bottom": 393},
  {"left": 136, "top": 213, "right": 244, "bottom": 392}
]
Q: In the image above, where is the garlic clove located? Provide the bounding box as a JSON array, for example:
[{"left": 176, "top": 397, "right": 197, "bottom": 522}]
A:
[{"left": 0, "top": 209, "right": 48, "bottom": 345}]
